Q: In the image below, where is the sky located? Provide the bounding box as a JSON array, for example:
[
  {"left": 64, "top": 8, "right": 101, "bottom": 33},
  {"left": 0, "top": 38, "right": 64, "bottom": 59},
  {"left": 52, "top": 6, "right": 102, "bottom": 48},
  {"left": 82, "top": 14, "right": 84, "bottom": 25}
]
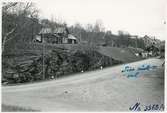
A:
[{"left": 34, "top": 0, "right": 166, "bottom": 40}]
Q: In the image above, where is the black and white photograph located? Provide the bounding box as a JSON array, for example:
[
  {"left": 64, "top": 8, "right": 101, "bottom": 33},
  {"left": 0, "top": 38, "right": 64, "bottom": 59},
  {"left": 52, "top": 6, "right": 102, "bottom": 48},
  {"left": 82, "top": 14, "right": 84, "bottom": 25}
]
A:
[{"left": 1, "top": 0, "right": 166, "bottom": 112}]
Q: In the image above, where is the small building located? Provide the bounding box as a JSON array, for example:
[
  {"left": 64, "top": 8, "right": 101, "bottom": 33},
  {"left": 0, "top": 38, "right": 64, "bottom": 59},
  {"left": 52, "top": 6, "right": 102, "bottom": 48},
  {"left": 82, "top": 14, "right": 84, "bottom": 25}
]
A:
[
  {"left": 34, "top": 27, "right": 78, "bottom": 44},
  {"left": 68, "top": 34, "right": 77, "bottom": 44}
]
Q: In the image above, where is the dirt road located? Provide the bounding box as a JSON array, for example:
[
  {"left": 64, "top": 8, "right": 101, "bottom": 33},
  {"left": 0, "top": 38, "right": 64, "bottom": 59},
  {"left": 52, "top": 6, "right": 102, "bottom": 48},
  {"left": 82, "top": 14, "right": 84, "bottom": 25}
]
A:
[{"left": 2, "top": 58, "right": 164, "bottom": 111}]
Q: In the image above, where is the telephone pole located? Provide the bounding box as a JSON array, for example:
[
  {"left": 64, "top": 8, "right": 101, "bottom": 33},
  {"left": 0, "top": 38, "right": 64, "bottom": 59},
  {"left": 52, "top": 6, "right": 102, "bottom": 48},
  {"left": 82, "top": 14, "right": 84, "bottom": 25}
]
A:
[{"left": 42, "top": 31, "right": 45, "bottom": 80}]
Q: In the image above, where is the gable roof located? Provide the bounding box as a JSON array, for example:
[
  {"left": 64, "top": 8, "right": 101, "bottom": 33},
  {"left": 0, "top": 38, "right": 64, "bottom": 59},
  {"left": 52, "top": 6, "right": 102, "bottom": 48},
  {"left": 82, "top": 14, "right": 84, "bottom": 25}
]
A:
[
  {"left": 39, "top": 28, "right": 52, "bottom": 34},
  {"left": 68, "top": 34, "right": 77, "bottom": 40},
  {"left": 39, "top": 27, "right": 68, "bottom": 34},
  {"left": 54, "top": 27, "right": 67, "bottom": 34}
]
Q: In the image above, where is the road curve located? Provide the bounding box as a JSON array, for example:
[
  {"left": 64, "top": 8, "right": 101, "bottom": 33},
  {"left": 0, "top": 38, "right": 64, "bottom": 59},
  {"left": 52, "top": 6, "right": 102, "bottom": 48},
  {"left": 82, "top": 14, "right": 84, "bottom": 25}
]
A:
[{"left": 2, "top": 58, "right": 164, "bottom": 111}]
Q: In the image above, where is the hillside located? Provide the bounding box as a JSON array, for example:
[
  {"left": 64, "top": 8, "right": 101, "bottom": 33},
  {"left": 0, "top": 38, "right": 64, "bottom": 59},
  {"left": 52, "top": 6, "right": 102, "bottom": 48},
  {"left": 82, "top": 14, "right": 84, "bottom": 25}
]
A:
[
  {"left": 98, "top": 46, "right": 142, "bottom": 63},
  {"left": 4, "top": 43, "right": 142, "bottom": 64},
  {"left": 2, "top": 43, "right": 144, "bottom": 85},
  {"left": 2, "top": 43, "right": 122, "bottom": 84}
]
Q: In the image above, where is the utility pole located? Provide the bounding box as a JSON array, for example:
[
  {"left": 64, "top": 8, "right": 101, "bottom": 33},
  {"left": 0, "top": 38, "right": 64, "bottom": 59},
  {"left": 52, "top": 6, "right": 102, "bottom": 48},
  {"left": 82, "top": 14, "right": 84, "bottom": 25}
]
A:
[
  {"left": 135, "top": 37, "right": 138, "bottom": 48},
  {"left": 42, "top": 31, "right": 45, "bottom": 80}
]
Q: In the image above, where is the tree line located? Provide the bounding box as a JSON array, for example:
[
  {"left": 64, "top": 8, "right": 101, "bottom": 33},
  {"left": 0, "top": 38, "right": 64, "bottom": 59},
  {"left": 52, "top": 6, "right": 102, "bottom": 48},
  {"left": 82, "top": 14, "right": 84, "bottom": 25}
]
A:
[
  {"left": 69, "top": 23, "right": 146, "bottom": 49},
  {"left": 2, "top": 2, "right": 148, "bottom": 54}
]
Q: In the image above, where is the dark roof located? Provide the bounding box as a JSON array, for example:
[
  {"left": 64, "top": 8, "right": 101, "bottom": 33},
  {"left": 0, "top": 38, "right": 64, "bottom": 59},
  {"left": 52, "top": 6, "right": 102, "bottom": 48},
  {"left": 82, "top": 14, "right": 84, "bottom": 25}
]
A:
[
  {"left": 39, "top": 27, "right": 69, "bottom": 34},
  {"left": 39, "top": 28, "right": 52, "bottom": 34}
]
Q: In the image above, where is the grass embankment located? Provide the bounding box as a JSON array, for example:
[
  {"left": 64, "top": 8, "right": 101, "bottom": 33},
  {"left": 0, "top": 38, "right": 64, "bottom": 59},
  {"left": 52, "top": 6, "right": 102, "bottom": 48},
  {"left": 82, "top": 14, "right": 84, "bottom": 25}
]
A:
[
  {"left": 98, "top": 46, "right": 142, "bottom": 63},
  {"left": 2, "top": 43, "right": 143, "bottom": 85},
  {"left": 2, "top": 104, "right": 39, "bottom": 112},
  {"left": 2, "top": 43, "right": 122, "bottom": 84}
]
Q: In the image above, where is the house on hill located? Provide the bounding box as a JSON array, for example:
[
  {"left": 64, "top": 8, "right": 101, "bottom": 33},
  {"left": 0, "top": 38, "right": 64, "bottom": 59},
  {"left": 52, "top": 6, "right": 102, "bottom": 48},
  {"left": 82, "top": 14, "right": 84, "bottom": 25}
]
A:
[
  {"left": 143, "top": 35, "right": 161, "bottom": 48},
  {"left": 34, "top": 27, "right": 78, "bottom": 44},
  {"left": 142, "top": 35, "right": 162, "bottom": 57}
]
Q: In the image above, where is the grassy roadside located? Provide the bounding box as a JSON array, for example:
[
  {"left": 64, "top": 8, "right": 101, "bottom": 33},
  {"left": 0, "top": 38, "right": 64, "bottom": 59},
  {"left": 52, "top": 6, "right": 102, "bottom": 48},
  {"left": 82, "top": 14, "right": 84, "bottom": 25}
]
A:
[{"left": 1, "top": 104, "right": 40, "bottom": 112}]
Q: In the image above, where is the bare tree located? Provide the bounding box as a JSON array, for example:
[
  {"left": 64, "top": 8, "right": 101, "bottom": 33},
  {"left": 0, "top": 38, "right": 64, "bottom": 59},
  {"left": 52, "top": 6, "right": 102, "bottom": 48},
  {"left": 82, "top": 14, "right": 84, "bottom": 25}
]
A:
[
  {"left": 93, "top": 20, "right": 105, "bottom": 32},
  {"left": 2, "top": 2, "right": 39, "bottom": 53}
]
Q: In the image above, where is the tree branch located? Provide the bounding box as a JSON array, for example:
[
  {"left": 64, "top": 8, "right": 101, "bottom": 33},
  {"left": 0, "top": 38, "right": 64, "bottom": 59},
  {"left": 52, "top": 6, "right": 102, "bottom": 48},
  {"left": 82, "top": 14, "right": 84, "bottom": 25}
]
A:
[{"left": 2, "top": 24, "right": 17, "bottom": 52}]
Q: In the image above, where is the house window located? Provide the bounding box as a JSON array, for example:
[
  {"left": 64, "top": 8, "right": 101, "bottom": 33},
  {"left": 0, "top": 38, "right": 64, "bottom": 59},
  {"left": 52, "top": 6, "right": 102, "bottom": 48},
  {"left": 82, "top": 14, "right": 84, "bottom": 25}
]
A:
[
  {"left": 74, "top": 40, "right": 77, "bottom": 44},
  {"left": 68, "top": 39, "right": 72, "bottom": 44}
]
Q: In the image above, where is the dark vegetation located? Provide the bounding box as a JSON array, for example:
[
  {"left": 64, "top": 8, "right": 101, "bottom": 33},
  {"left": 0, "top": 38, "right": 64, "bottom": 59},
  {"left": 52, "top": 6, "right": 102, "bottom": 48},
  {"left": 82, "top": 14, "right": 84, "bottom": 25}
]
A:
[
  {"left": 2, "top": 45, "right": 121, "bottom": 84},
  {"left": 2, "top": 104, "right": 39, "bottom": 112}
]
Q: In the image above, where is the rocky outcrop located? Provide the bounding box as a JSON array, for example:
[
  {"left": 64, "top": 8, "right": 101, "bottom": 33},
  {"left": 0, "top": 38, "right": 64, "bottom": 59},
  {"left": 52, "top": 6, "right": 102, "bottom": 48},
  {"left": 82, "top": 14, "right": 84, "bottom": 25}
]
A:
[{"left": 2, "top": 48, "right": 121, "bottom": 84}]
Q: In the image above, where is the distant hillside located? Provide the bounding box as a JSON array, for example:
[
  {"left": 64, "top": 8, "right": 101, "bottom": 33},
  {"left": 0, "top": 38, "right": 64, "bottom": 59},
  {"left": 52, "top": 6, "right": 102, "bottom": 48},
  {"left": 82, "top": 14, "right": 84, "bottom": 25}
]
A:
[{"left": 3, "top": 43, "right": 143, "bottom": 64}]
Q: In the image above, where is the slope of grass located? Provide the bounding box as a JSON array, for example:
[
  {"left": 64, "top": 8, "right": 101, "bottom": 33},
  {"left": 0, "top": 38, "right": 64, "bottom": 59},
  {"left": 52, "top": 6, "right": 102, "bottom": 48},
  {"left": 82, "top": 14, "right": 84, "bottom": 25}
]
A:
[
  {"left": 3, "top": 43, "right": 142, "bottom": 64},
  {"left": 98, "top": 46, "right": 142, "bottom": 63}
]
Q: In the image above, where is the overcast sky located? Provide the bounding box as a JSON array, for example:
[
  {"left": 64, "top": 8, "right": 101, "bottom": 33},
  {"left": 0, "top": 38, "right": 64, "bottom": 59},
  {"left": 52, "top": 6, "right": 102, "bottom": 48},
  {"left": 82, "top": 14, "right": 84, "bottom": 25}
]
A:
[{"left": 35, "top": 0, "right": 166, "bottom": 40}]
